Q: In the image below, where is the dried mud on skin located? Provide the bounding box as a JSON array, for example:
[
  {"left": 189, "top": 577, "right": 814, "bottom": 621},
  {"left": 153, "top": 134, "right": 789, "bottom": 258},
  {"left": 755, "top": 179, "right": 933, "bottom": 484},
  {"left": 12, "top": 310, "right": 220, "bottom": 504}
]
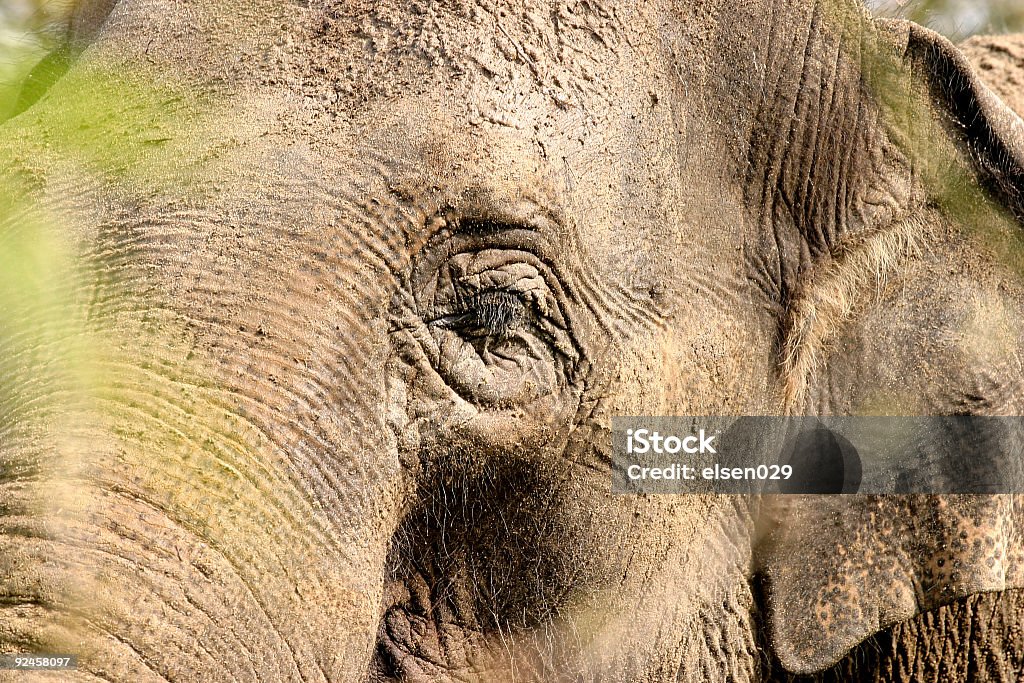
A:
[{"left": 961, "top": 34, "right": 1024, "bottom": 118}]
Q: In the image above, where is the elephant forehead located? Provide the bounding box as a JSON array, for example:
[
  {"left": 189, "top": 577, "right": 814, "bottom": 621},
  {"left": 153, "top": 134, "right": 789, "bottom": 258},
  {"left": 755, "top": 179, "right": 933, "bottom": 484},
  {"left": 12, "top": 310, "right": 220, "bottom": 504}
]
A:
[
  {"left": 289, "top": 1, "right": 672, "bottom": 141},
  {"left": 339, "top": 103, "right": 565, "bottom": 197},
  {"left": 90, "top": 0, "right": 643, "bottom": 116},
  {"left": 307, "top": 0, "right": 627, "bottom": 100},
  {"left": 318, "top": 99, "right": 676, "bottom": 272}
]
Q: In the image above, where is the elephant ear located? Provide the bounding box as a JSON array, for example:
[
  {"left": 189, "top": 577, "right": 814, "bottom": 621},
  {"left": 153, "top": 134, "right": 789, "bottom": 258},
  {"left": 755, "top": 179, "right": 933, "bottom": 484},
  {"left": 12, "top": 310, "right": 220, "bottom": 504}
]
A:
[
  {"left": 759, "top": 23, "right": 1024, "bottom": 675},
  {"left": 960, "top": 34, "right": 1024, "bottom": 125},
  {"left": 760, "top": 495, "right": 1024, "bottom": 673},
  {"left": 896, "top": 23, "right": 1024, "bottom": 221}
]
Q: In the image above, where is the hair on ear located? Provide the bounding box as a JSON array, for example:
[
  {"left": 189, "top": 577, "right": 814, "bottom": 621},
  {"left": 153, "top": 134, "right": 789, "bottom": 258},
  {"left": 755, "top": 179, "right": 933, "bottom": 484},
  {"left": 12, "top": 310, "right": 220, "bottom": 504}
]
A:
[{"left": 897, "top": 21, "right": 1024, "bottom": 222}]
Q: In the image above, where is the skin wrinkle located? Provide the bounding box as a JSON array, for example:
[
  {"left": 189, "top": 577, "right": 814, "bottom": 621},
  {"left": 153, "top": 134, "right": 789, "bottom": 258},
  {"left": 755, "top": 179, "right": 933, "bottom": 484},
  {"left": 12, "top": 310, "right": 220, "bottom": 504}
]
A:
[
  {"left": 781, "top": 215, "right": 928, "bottom": 409},
  {"left": 4, "top": 1, "right": 1024, "bottom": 682},
  {"left": 3, "top": 117, "right": 411, "bottom": 683}
]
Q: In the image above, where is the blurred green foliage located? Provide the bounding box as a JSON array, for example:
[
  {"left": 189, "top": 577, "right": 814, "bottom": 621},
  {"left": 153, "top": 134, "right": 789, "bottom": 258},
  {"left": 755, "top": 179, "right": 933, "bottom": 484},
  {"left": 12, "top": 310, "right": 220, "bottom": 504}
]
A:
[
  {"left": 0, "top": 1, "right": 73, "bottom": 119},
  {"left": 0, "top": 1, "right": 207, "bottom": 453}
]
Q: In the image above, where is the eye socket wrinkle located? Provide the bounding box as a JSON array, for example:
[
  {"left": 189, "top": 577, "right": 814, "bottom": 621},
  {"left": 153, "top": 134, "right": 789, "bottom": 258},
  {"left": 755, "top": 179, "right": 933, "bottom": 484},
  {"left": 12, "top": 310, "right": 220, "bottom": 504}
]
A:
[{"left": 440, "top": 194, "right": 559, "bottom": 240}]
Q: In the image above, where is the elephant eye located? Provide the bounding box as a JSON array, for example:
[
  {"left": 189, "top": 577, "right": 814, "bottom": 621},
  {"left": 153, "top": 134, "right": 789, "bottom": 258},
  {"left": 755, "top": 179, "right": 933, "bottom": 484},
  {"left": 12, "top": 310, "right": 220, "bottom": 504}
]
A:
[
  {"left": 404, "top": 218, "right": 580, "bottom": 407},
  {"left": 433, "top": 288, "right": 530, "bottom": 340},
  {"left": 422, "top": 247, "right": 573, "bottom": 355}
]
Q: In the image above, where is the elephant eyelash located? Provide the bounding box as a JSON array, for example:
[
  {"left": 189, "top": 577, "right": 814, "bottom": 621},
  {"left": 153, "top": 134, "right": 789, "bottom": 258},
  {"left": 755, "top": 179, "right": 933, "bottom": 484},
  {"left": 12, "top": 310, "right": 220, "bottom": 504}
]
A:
[{"left": 431, "top": 288, "right": 531, "bottom": 339}]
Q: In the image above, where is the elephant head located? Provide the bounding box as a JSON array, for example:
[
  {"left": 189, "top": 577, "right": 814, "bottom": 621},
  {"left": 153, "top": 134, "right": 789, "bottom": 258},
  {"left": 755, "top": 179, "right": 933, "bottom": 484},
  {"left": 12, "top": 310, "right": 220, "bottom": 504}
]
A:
[{"left": 2, "top": 0, "right": 1024, "bottom": 680}]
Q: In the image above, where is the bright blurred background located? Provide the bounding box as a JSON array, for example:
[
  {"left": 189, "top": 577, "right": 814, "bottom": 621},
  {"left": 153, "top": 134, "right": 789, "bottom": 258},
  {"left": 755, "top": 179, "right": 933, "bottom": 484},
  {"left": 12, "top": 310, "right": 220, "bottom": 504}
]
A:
[
  {"left": 0, "top": 0, "right": 71, "bottom": 116},
  {"left": 867, "top": 0, "right": 1024, "bottom": 39}
]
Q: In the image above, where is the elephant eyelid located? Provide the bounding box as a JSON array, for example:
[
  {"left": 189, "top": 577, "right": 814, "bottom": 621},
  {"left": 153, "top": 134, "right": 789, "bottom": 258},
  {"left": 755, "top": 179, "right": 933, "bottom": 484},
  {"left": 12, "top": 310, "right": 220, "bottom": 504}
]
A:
[
  {"left": 453, "top": 219, "right": 532, "bottom": 235},
  {"left": 441, "top": 195, "right": 563, "bottom": 238}
]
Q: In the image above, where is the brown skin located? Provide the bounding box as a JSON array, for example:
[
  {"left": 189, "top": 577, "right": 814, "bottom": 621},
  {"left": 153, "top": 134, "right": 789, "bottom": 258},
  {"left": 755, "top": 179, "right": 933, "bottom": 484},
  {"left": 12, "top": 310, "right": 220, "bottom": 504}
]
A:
[
  {"left": 765, "top": 34, "right": 1024, "bottom": 683},
  {"left": 2, "top": 1, "right": 1024, "bottom": 681},
  {"left": 962, "top": 34, "right": 1024, "bottom": 118},
  {"left": 765, "top": 589, "right": 1024, "bottom": 682}
]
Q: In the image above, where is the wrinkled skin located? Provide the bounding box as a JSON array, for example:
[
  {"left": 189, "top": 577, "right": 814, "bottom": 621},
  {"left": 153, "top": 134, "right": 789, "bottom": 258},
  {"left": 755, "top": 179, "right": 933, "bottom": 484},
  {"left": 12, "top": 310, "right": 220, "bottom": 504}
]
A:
[
  {"left": 2, "top": 1, "right": 1024, "bottom": 681},
  {"left": 772, "top": 36, "right": 1024, "bottom": 683}
]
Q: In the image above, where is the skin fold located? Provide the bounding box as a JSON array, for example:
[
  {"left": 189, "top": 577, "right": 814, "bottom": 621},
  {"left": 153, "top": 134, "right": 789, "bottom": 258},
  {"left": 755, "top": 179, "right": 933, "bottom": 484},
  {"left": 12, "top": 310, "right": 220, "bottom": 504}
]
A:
[
  {"left": 764, "top": 34, "right": 1024, "bottom": 683},
  {"left": 1, "top": 1, "right": 1023, "bottom": 681}
]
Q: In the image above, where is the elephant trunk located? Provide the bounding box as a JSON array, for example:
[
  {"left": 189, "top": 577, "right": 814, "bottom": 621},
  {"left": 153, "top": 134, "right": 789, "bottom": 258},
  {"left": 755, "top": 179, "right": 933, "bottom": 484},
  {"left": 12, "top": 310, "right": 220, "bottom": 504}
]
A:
[
  {"left": 0, "top": 334, "right": 407, "bottom": 680},
  {"left": 0, "top": 164, "right": 413, "bottom": 681}
]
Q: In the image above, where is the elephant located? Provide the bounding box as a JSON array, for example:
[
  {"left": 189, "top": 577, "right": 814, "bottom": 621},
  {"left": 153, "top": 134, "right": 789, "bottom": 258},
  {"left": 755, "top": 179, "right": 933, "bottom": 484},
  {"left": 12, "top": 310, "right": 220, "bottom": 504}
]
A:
[{"left": 2, "top": 0, "right": 1024, "bottom": 681}]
